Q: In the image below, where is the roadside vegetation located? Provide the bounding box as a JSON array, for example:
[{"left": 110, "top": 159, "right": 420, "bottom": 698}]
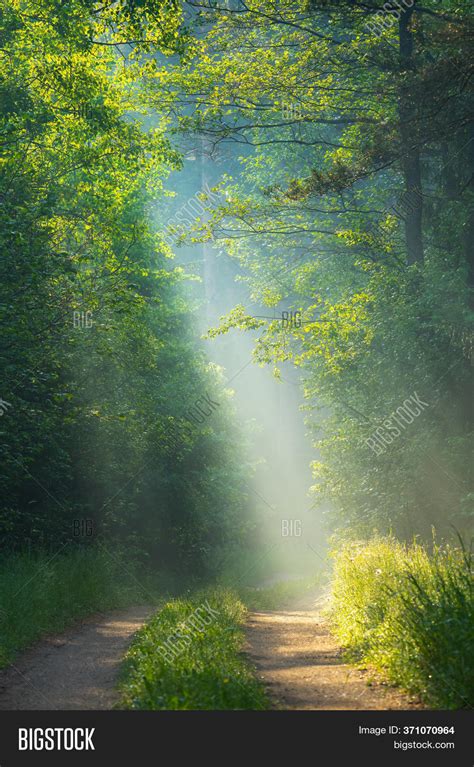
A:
[
  {"left": 0, "top": 548, "right": 163, "bottom": 668},
  {"left": 330, "top": 536, "right": 474, "bottom": 709}
]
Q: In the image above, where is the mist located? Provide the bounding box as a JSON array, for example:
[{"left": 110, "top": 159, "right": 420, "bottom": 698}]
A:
[{"left": 158, "top": 141, "right": 327, "bottom": 586}]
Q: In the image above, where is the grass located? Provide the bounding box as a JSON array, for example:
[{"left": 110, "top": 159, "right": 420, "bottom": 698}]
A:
[
  {"left": 0, "top": 547, "right": 162, "bottom": 667},
  {"left": 239, "top": 573, "right": 324, "bottom": 611},
  {"left": 118, "top": 587, "right": 268, "bottom": 709},
  {"left": 330, "top": 535, "right": 474, "bottom": 709}
]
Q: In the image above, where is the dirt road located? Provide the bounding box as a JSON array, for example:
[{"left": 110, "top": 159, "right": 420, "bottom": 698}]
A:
[
  {"left": 0, "top": 599, "right": 419, "bottom": 711},
  {"left": 0, "top": 606, "right": 153, "bottom": 710},
  {"left": 246, "top": 606, "right": 421, "bottom": 710}
]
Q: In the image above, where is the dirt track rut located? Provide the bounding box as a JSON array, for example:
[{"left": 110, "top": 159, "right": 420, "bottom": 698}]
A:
[{"left": 0, "top": 606, "right": 152, "bottom": 710}]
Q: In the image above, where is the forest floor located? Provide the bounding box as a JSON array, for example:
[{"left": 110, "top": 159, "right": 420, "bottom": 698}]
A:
[
  {"left": 245, "top": 595, "right": 423, "bottom": 710},
  {"left": 0, "top": 606, "right": 152, "bottom": 710}
]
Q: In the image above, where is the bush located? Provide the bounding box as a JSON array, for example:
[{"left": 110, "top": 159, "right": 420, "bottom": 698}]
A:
[{"left": 330, "top": 535, "right": 474, "bottom": 708}]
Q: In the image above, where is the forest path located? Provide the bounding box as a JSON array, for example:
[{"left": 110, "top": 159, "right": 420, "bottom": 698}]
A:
[
  {"left": 245, "top": 599, "right": 421, "bottom": 710},
  {"left": 0, "top": 605, "right": 153, "bottom": 710}
]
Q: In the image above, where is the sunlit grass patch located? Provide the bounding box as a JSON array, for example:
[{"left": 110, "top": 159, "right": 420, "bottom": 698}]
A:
[
  {"left": 330, "top": 535, "right": 474, "bottom": 708},
  {"left": 118, "top": 587, "right": 268, "bottom": 710},
  {"left": 239, "top": 573, "right": 324, "bottom": 611}
]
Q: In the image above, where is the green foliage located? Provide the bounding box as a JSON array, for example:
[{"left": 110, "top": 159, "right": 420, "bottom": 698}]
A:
[
  {"left": 0, "top": 547, "right": 161, "bottom": 668},
  {"left": 331, "top": 536, "right": 474, "bottom": 709},
  {"left": 1, "top": 0, "right": 472, "bottom": 701},
  {"left": 162, "top": 0, "right": 474, "bottom": 539},
  {"left": 118, "top": 588, "right": 268, "bottom": 710},
  {"left": 0, "top": 0, "right": 255, "bottom": 577}
]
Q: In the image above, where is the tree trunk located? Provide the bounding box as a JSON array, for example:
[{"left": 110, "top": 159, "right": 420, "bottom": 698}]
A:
[
  {"left": 398, "top": 5, "right": 424, "bottom": 266},
  {"left": 463, "top": 124, "right": 474, "bottom": 308}
]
